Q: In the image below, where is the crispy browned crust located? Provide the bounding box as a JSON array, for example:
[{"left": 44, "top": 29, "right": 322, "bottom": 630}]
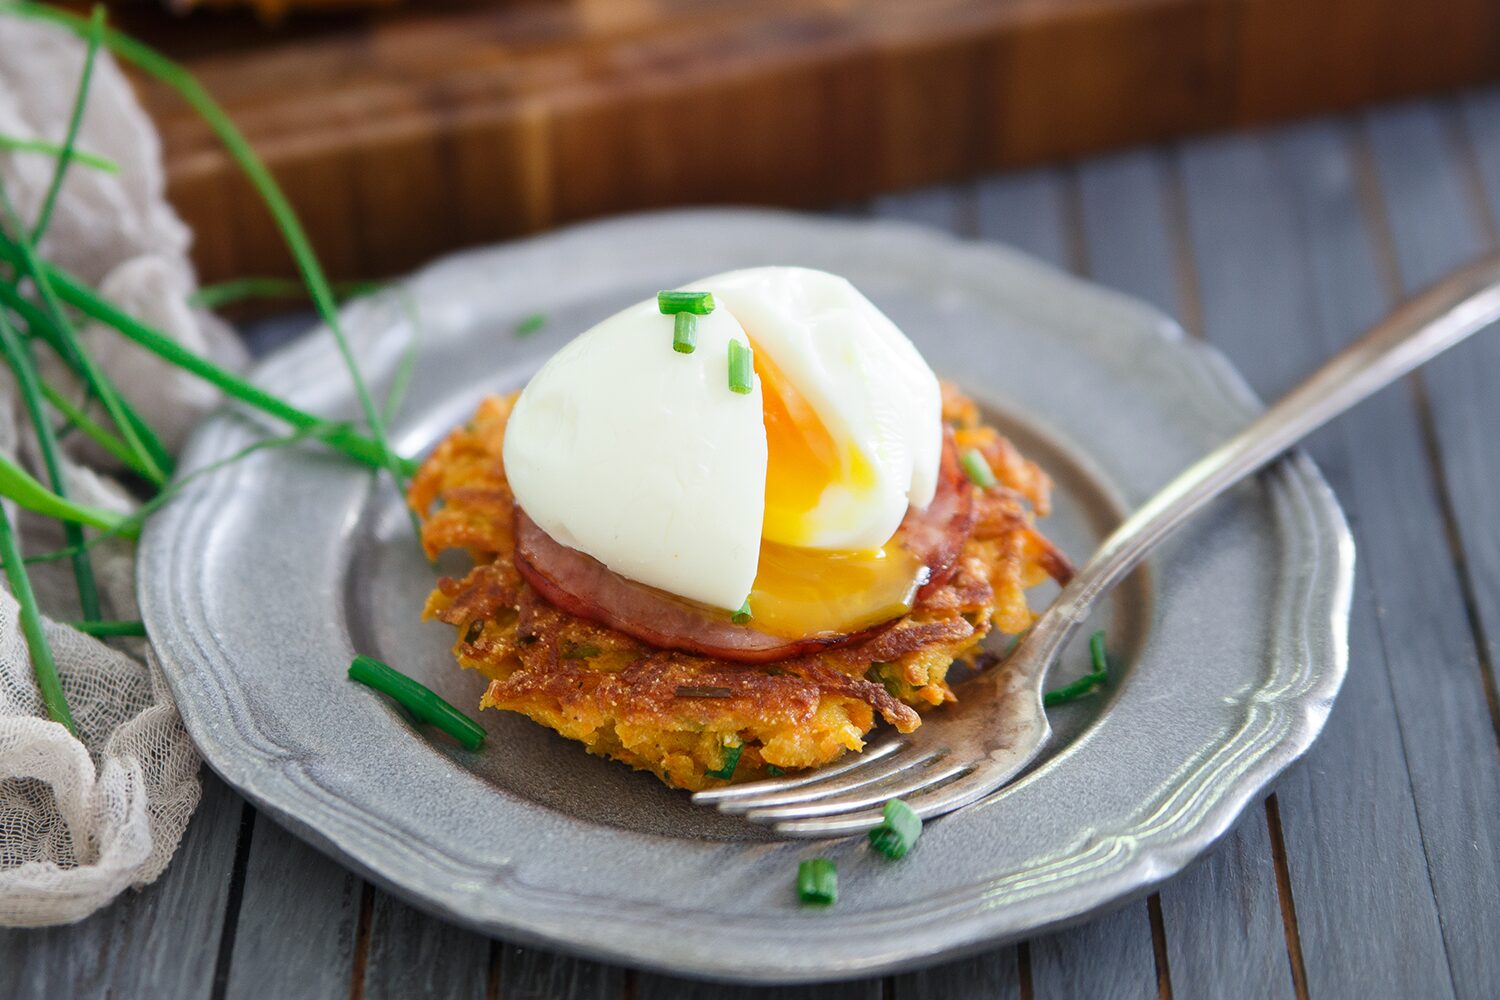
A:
[{"left": 410, "top": 386, "right": 1069, "bottom": 790}]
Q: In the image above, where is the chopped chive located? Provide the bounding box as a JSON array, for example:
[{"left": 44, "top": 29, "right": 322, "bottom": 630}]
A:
[
  {"left": 1043, "top": 629, "right": 1111, "bottom": 707},
  {"left": 960, "top": 448, "right": 997, "bottom": 489},
  {"left": 561, "top": 642, "right": 602, "bottom": 659},
  {"left": 765, "top": 765, "right": 785, "bottom": 777},
  {"left": 728, "top": 339, "right": 753, "bottom": 394},
  {"left": 0, "top": 135, "right": 118, "bottom": 174},
  {"left": 731, "top": 599, "right": 753, "bottom": 624},
  {"left": 514, "top": 312, "right": 547, "bottom": 337},
  {"left": 656, "top": 290, "right": 714, "bottom": 315},
  {"left": 69, "top": 619, "right": 146, "bottom": 638},
  {"left": 868, "top": 798, "right": 923, "bottom": 860},
  {"left": 672, "top": 312, "right": 697, "bottom": 354},
  {"left": 348, "top": 655, "right": 486, "bottom": 751},
  {"left": 797, "top": 858, "right": 837, "bottom": 906},
  {"left": 704, "top": 742, "right": 743, "bottom": 780}
]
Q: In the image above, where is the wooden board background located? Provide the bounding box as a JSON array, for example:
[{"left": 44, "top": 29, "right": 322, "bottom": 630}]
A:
[{"left": 73, "top": 0, "right": 1500, "bottom": 282}]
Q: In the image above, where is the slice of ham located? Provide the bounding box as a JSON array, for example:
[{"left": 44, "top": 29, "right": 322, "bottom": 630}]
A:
[{"left": 513, "top": 435, "right": 976, "bottom": 664}]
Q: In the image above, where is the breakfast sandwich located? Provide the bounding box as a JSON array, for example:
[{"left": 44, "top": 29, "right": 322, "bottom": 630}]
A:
[{"left": 410, "top": 267, "right": 1070, "bottom": 790}]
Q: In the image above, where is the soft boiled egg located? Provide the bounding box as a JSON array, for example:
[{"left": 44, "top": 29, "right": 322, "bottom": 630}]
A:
[{"left": 502, "top": 266, "right": 943, "bottom": 637}]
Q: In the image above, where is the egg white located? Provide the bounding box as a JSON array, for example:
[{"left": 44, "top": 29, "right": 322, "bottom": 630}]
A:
[
  {"left": 701, "top": 266, "right": 943, "bottom": 551},
  {"left": 503, "top": 267, "right": 943, "bottom": 612},
  {"left": 503, "top": 298, "right": 767, "bottom": 611}
]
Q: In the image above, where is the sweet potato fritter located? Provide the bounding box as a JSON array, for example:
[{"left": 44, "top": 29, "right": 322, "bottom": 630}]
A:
[{"left": 410, "top": 385, "right": 1070, "bottom": 791}]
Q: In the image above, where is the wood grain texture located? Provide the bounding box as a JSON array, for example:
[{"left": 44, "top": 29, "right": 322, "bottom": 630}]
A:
[
  {"left": 357, "top": 887, "right": 492, "bottom": 1000},
  {"left": 53, "top": 0, "right": 1500, "bottom": 284},
  {"left": 495, "top": 943, "right": 623, "bottom": 1000},
  {"left": 876, "top": 179, "right": 1169, "bottom": 999},
  {"left": 0, "top": 774, "right": 245, "bottom": 1000},
  {"left": 1174, "top": 122, "right": 1457, "bottom": 999},
  {"left": 1176, "top": 113, "right": 1494, "bottom": 995},
  {"left": 1066, "top": 147, "right": 1294, "bottom": 1000},
  {"left": 635, "top": 973, "right": 883, "bottom": 1000},
  {"left": 891, "top": 949, "right": 1021, "bottom": 1000},
  {"left": 1357, "top": 101, "right": 1500, "bottom": 999},
  {"left": 222, "top": 815, "right": 363, "bottom": 1000}
]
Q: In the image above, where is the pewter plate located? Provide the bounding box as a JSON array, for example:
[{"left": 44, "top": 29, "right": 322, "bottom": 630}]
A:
[{"left": 140, "top": 209, "right": 1353, "bottom": 984}]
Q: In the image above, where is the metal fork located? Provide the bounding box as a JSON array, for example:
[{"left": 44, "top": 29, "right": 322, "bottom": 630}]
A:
[{"left": 694, "top": 254, "right": 1500, "bottom": 838}]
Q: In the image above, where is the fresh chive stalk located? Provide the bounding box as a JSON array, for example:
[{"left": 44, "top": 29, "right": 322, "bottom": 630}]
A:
[
  {"left": 37, "top": 380, "right": 154, "bottom": 479},
  {"left": 0, "top": 180, "right": 169, "bottom": 485},
  {"left": 0, "top": 135, "right": 117, "bottom": 174},
  {"left": 797, "top": 858, "right": 837, "bottom": 906},
  {"left": 24, "top": 424, "right": 335, "bottom": 567},
  {"left": 0, "top": 281, "right": 171, "bottom": 479},
  {"left": 727, "top": 339, "right": 754, "bottom": 394},
  {"left": 348, "top": 655, "right": 486, "bottom": 751},
  {"left": 656, "top": 290, "right": 714, "bottom": 315},
  {"left": 731, "top": 600, "right": 752, "bottom": 624},
  {"left": 7, "top": 2, "right": 411, "bottom": 513},
  {"left": 0, "top": 306, "right": 101, "bottom": 618},
  {"left": 0, "top": 499, "right": 74, "bottom": 733},
  {"left": 1043, "top": 629, "right": 1111, "bottom": 707},
  {"left": 704, "top": 742, "right": 743, "bottom": 780},
  {"left": 672, "top": 312, "right": 697, "bottom": 354},
  {"left": 189, "top": 276, "right": 384, "bottom": 309},
  {"left": 69, "top": 619, "right": 145, "bottom": 638},
  {"left": 960, "top": 448, "right": 997, "bottom": 489},
  {"left": 0, "top": 246, "right": 415, "bottom": 476},
  {"left": 868, "top": 799, "right": 923, "bottom": 860},
  {"left": 30, "top": 5, "right": 105, "bottom": 243},
  {"left": 0, "top": 449, "right": 135, "bottom": 535}
]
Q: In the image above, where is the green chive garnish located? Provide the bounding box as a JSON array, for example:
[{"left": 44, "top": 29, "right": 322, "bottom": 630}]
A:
[
  {"left": 656, "top": 290, "right": 714, "bottom": 315},
  {"left": 672, "top": 312, "right": 697, "bottom": 354},
  {"left": 868, "top": 799, "right": 923, "bottom": 860},
  {"left": 705, "top": 742, "right": 743, "bottom": 780},
  {"left": 1043, "top": 629, "right": 1111, "bottom": 707},
  {"left": 68, "top": 619, "right": 146, "bottom": 638},
  {"left": 797, "top": 858, "right": 837, "bottom": 906},
  {"left": 731, "top": 600, "right": 753, "bottom": 624},
  {"left": 960, "top": 448, "right": 997, "bottom": 489},
  {"left": 348, "top": 655, "right": 486, "bottom": 751},
  {"left": 765, "top": 765, "right": 785, "bottom": 777},
  {"left": 728, "top": 339, "right": 754, "bottom": 394},
  {"left": 561, "top": 642, "right": 602, "bottom": 660},
  {"left": 514, "top": 312, "right": 547, "bottom": 337}
]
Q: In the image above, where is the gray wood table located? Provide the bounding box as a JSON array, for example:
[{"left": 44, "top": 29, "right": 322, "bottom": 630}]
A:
[{"left": 5, "top": 89, "right": 1500, "bottom": 1000}]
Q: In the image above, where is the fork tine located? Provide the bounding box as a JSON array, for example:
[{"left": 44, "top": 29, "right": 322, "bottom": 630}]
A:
[
  {"left": 712, "top": 747, "right": 949, "bottom": 815},
  {"left": 744, "top": 760, "right": 972, "bottom": 824},
  {"left": 770, "top": 762, "right": 1012, "bottom": 837},
  {"left": 690, "top": 736, "right": 904, "bottom": 804}
]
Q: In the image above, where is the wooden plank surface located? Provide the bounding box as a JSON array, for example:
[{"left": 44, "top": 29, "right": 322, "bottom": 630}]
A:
[
  {"left": 1174, "top": 122, "right": 1458, "bottom": 999},
  {"left": 0, "top": 775, "right": 246, "bottom": 1000},
  {"left": 38, "top": 0, "right": 1500, "bottom": 284}
]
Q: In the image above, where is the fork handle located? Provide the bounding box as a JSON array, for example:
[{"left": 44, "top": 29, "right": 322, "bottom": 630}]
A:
[{"left": 1027, "top": 253, "right": 1500, "bottom": 673}]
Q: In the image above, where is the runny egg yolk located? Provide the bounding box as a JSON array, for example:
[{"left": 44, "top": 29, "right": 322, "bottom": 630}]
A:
[{"left": 746, "top": 342, "right": 927, "bottom": 638}]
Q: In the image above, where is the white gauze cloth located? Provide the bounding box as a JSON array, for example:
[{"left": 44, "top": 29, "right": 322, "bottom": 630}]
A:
[{"left": 0, "top": 16, "right": 248, "bottom": 925}]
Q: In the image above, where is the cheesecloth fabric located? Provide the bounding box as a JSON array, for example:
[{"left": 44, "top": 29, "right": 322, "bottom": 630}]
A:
[{"left": 0, "top": 16, "right": 248, "bottom": 925}]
